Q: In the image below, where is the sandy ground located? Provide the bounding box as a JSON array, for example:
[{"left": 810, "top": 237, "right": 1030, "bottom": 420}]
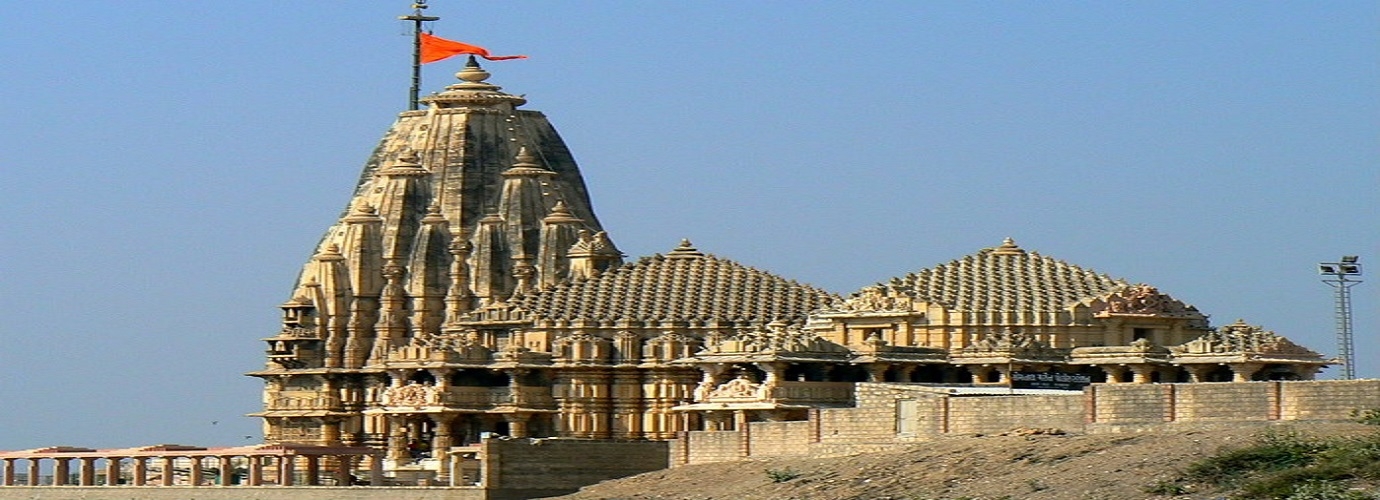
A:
[{"left": 548, "top": 423, "right": 1377, "bottom": 500}]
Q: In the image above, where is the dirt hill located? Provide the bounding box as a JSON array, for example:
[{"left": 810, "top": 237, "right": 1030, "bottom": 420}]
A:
[{"left": 548, "top": 423, "right": 1377, "bottom": 500}]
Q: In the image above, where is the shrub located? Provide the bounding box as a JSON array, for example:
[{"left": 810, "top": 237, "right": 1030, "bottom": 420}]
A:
[
  {"left": 1144, "top": 479, "right": 1188, "bottom": 496},
  {"left": 1283, "top": 479, "right": 1375, "bottom": 500},
  {"left": 1187, "top": 428, "right": 1324, "bottom": 485},
  {"left": 764, "top": 468, "right": 801, "bottom": 483},
  {"left": 1353, "top": 409, "right": 1380, "bottom": 427}
]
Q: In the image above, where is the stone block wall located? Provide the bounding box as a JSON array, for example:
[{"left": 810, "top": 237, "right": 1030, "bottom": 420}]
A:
[
  {"left": 947, "top": 394, "right": 1086, "bottom": 435},
  {"left": 745, "top": 421, "right": 813, "bottom": 457},
  {"left": 817, "top": 384, "right": 918, "bottom": 444},
  {"left": 674, "top": 380, "right": 1380, "bottom": 465},
  {"left": 1281, "top": 380, "right": 1380, "bottom": 420},
  {"left": 678, "top": 431, "right": 741, "bottom": 465},
  {"left": 483, "top": 438, "right": 668, "bottom": 500},
  {"left": 0, "top": 486, "right": 485, "bottom": 500},
  {"left": 1173, "top": 383, "right": 1272, "bottom": 422},
  {"left": 1087, "top": 384, "right": 1170, "bottom": 426}
]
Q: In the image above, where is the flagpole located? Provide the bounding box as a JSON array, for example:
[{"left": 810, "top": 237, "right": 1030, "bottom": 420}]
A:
[{"left": 400, "top": 2, "right": 440, "bottom": 111}]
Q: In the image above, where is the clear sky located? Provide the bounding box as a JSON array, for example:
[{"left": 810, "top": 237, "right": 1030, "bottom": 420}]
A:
[{"left": 1, "top": 1, "right": 1376, "bottom": 450}]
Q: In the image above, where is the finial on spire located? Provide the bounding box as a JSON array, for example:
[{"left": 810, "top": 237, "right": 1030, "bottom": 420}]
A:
[
  {"left": 991, "top": 237, "right": 1026, "bottom": 256},
  {"left": 667, "top": 239, "right": 705, "bottom": 259}
]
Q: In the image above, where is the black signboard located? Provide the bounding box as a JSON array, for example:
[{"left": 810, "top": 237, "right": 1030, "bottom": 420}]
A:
[{"left": 1009, "top": 371, "right": 1093, "bottom": 391}]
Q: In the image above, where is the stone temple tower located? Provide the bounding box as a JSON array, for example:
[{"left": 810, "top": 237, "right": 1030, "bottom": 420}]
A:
[{"left": 250, "top": 57, "right": 622, "bottom": 446}]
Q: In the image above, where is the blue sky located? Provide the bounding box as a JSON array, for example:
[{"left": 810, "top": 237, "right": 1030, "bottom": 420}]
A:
[{"left": 2, "top": 1, "right": 1376, "bottom": 449}]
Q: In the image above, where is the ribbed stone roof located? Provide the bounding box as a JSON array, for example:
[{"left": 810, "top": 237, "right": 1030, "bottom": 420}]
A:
[
  {"left": 517, "top": 240, "right": 840, "bottom": 324},
  {"left": 883, "top": 238, "right": 1128, "bottom": 312}
]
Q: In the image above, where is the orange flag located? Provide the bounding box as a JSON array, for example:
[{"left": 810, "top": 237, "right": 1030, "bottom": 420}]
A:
[{"left": 420, "top": 33, "right": 527, "bottom": 63}]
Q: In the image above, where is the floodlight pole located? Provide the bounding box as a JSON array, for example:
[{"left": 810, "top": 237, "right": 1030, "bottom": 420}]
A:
[
  {"left": 1319, "top": 257, "right": 1363, "bottom": 380},
  {"left": 400, "top": 2, "right": 440, "bottom": 111}
]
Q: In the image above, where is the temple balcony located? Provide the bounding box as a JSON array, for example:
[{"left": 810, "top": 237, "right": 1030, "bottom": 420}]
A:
[
  {"left": 439, "top": 387, "right": 555, "bottom": 408},
  {"left": 265, "top": 394, "right": 343, "bottom": 411},
  {"left": 688, "top": 380, "right": 855, "bottom": 410},
  {"left": 765, "top": 381, "right": 854, "bottom": 405}
]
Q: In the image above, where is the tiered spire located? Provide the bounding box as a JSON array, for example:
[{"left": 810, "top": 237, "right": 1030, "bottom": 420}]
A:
[{"left": 274, "top": 59, "right": 619, "bottom": 368}]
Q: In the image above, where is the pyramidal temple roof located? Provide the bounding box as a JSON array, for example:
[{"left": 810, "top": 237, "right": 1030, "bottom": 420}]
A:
[
  {"left": 874, "top": 238, "right": 1132, "bottom": 312},
  {"left": 515, "top": 240, "right": 841, "bottom": 325}
]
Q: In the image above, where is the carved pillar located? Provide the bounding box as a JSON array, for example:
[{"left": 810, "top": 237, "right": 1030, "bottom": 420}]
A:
[
  {"left": 612, "top": 369, "right": 643, "bottom": 439},
  {"left": 508, "top": 368, "right": 526, "bottom": 406},
  {"left": 505, "top": 414, "right": 531, "bottom": 439},
  {"left": 1130, "top": 365, "right": 1154, "bottom": 384},
  {"left": 1182, "top": 364, "right": 1212, "bottom": 383},
  {"left": 321, "top": 418, "right": 342, "bottom": 445},
  {"left": 218, "top": 456, "right": 234, "bottom": 486},
  {"left": 386, "top": 416, "right": 408, "bottom": 461},
  {"left": 75, "top": 457, "right": 94, "bottom": 486},
  {"left": 1231, "top": 363, "right": 1263, "bottom": 382},
  {"left": 735, "top": 410, "right": 750, "bottom": 457},
  {"left": 188, "top": 457, "right": 203, "bottom": 487},
  {"left": 896, "top": 365, "right": 918, "bottom": 382},
  {"left": 304, "top": 455, "right": 319, "bottom": 486},
  {"left": 247, "top": 456, "right": 263, "bottom": 486},
  {"left": 430, "top": 414, "right": 458, "bottom": 468},
  {"left": 334, "top": 455, "right": 353, "bottom": 486},
  {"left": 159, "top": 456, "right": 175, "bottom": 486},
  {"left": 865, "top": 363, "right": 889, "bottom": 382},
  {"left": 279, "top": 456, "right": 296, "bottom": 486},
  {"left": 104, "top": 457, "right": 122, "bottom": 486},
  {"left": 370, "top": 453, "right": 384, "bottom": 486},
  {"left": 1299, "top": 366, "right": 1320, "bottom": 381},
  {"left": 555, "top": 368, "right": 612, "bottom": 439},
  {"left": 53, "top": 458, "right": 70, "bottom": 485},
  {"left": 992, "top": 364, "right": 1012, "bottom": 384},
  {"left": 1101, "top": 365, "right": 1129, "bottom": 384},
  {"left": 2, "top": 458, "right": 15, "bottom": 486},
  {"left": 26, "top": 459, "right": 40, "bottom": 486},
  {"left": 131, "top": 457, "right": 147, "bottom": 486}
]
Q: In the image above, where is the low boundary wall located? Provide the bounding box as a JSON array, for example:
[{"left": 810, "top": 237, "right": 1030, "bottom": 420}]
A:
[
  {"left": 0, "top": 486, "right": 484, "bottom": 500},
  {"left": 673, "top": 379, "right": 1380, "bottom": 465}
]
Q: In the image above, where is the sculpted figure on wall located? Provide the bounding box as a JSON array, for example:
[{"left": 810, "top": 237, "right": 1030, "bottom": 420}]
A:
[
  {"left": 967, "top": 328, "right": 1043, "bottom": 352},
  {"left": 382, "top": 381, "right": 437, "bottom": 407},
  {"left": 706, "top": 374, "right": 765, "bottom": 400},
  {"left": 1171, "top": 320, "right": 1323, "bottom": 357},
  {"left": 836, "top": 286, "right": 909, "bottom": 313}
]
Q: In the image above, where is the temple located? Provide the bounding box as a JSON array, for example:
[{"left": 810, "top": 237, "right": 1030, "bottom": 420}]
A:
[{"left": 246, "top": 58, "right": 1332, "bottom": 479}]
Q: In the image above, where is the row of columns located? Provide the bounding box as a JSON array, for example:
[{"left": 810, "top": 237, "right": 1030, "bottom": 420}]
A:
[{"left": 1, "top": 454, "right": 381, "bottom": 487}]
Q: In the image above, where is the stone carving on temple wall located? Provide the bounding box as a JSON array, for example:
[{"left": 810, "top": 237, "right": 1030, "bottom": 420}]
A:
[
  {"left": 700, "top": 322, "right": 848, "bottom": 355},
  {"left": 1171, "top": 320, "right": 1323, "bottom": 357},
  {"left": 831, "top": 286, "right": 911, "bottom": 313},
  {"left": 961, "top": 328, "right": 1064, "bottom": 361},
  {"left": 703, "top": 374, "right": 767, "bottom": 400},
  {"left": 397, "top": 330, "right": 492, "bottom": 362},
  {"left": 966, "top": 328, "right": 1043, "bottom": 352},
  {"left": 276, "top": 326, "right": 319, "bottom": 339},
  {"left": 382, "top": 381, "right": 438, "bottom": 407},
  {"left": 1129, "top": 337, "right": 1154, "bottom": 352},
  {"left": 1097, "top": 284, "right": 1200, "bottom": 318}
]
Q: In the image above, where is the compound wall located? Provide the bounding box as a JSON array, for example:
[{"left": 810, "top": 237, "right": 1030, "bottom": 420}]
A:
[{"left": 673, "top": 379, "right": 1380, "bottom": 465}]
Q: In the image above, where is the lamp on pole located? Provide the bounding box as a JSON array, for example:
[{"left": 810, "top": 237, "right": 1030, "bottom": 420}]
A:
[
  {"left": 1319, "top": 256, "right": 1362, "bottom": 379},
  {"left": 400, "top": 2, "right": 440, "bottom": 111}
]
